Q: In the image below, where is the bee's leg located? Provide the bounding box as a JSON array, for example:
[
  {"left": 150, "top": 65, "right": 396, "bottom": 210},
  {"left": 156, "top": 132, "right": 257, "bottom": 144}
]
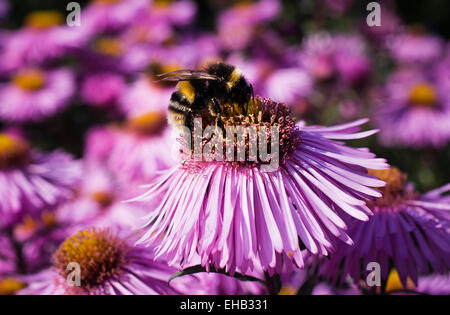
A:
[{"left": 210, "top": 98, "right": 223, "bottom": 135}]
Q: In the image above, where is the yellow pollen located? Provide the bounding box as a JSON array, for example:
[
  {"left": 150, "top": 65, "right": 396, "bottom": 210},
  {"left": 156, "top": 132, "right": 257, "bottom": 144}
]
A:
[
  {"left": 153, "top": 0, "right": 173, "bottom": 7},
  {"left": 13, "top": 69, "right": 45, "bottom": 91},
  {"left": 368, "top": 167, "right": 407, "bottom": 194},
  {"left": 95, "top": 38, "right": 123, "bottom": 57},
  {"left": 409, "top": 83, "right": 437, "bottom": 107},
  {"left": 91, "top": 191, "right": 114, "bottom": 208},
  {"left": 0, "top": 134, "right": 30, "bottom": 169},
  {"left": 25, "top": 11, "right": 64, "bottom": 29},
  {"left": 278, "top": 287, "right": 297, "bottom": 295},
  {"left": 0, "top": 278, "right": 26, "bottom": 295},
  {"left": 53, "top": 229, "right": 128, "bottom": 290},
  {"left": 385, "top": 269, "right": 416, "bottom": 293},
  {"left": 128, "top": 112, "right": 167, "bottom": 135}
]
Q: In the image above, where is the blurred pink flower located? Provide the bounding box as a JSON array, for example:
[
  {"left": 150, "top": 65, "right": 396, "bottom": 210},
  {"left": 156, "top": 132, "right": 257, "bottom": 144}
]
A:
[
  {"left": 375, "top": 65, "right": 450, "bottom": 148},
  {"left": 18, "top": 229, "right": 192, "bottom": 295},
  {"left": 57, "top": 164, "right": 148, "bottom": 229},
  {"left": 0, "top": 11, "right": 85, "bottom": 72},
  {"left": 0, "top": 67, "right": 75, "bottom": 123},
  {"left": 148, "top": 0, "right": 197, "bottom": 26},
  {"left": 82, "top": 0, "right": 148, "bottom": 34},
  {"left": 317, "top": 168, "right": 450, "bottom": 287},
  {"left": 263, "top": 68, "right": 313, "bottom": 106},
  {"left": 0, "top": 133, "right": 81, "bottom": 227},
  {"left": 81, "top": 72, "right": 126, "bottom": 108},
  {"left": 218, "top": 0, "right": 280, "bottom": 50},
  {"left": 387, "top": 32, "right": 443, "bottom": 64},
  {"left": 299, "top": 33, "right": 371, "bottom": 87}
]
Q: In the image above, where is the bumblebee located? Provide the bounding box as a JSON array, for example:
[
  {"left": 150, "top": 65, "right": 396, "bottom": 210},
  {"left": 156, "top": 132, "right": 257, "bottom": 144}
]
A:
[{"left": 157, "top": 62, "right": 254, "bottom": 130}]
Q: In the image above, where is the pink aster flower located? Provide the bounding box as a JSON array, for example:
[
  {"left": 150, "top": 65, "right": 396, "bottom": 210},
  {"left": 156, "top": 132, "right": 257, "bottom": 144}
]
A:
[
  {"left": 84, "top": 126, "right": 116, "bottom": 164},
  {"left": 12, "top": 211, "right": 77, "bottom": 274},
  {"left": 0, "top": 11, "right": 85, "bottom": 72},
  {"left": 0, "top": 133, "right": 81, "bottom": 227},
  {"left": 134, "top": 97, "right": 388, "bottom": 275},
  {"left": 57, "top": 164, "right": 148, "bottom": 229},
  {"left": 387, "top": 31, "right": 443, "bottom": 64},
  {"left": 374, "top": 65, "right": 450, "bottom": 148},
  {"left": 0, "top": 67, "right": 75, "bottom": 123},
  {"left": 415, "top": 274, "right": 450, "bottom": 295},
  {"left": 316, "top": 167, "right": 450, "bottom": 287},
  {"left": 119, "top": 75, "right": 173, "bottom": 118},
  {"left": 82, "top": 0, "right": 148, "bottom": 34},
  {"left": 299, "top": 33, "right": 371, "bottom": 87},
  {"left": 148, "top": 0, "right": 197, "bottom": 26},
  {"left": 80, "top": 72, "right": 126, "bottom": 108},
  {"left": 263, "top": 68, "right": 313, "bottom": 106},
  {"left": 218, "top": 0, "right": 280, "bottom": 50},
  {"left": 81, "top": 34, "right": 152, "bottom": 74},
  {"left": 17, "top": 228, "right": 194, "bottom": 295},
  {"left": 106, "top": 123, "right": 178, "bottom": 183}
]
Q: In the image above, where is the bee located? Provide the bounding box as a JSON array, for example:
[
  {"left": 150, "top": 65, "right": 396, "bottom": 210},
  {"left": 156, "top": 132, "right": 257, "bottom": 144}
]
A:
[{"left": 156, "top": 62, "right": 254, "bottom": 130}]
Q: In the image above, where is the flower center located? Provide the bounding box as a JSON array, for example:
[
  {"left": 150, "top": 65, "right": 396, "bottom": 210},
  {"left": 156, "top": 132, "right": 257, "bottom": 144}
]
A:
[
  {"left": 91, "top": 191, "right": 115, "bottom": 208},
  {"left": 0, "top": 278, "right": 26, "bottom": 295},
  {"left": 0, "top": 134, "right": 30, "bottom": 170},
  {"left": 13, "top": 69, "right": 46, "bottom": 91},
  {"left": 367, "top": 167, "right": 415, "bottom": 206},
  {"left": 183, "top": 97, "right": 300, "bottom": 168},
  {"left": 408, "top": 83, "right": 437, "bottom": 107},
  {"left": 95, "top": 38, "right": 123, "bottom": 57},
  {"left": 53, "top": 229, "right": 128, "bottom": 290},
  {"left": 25, "top": 11, "right": 64, "bottom": 29},
  {"left": 127, "top": 112, "right": 167, "bottom": 136},
  {"left": 153, "top": 0, "right": 173, "bottom": 7}
]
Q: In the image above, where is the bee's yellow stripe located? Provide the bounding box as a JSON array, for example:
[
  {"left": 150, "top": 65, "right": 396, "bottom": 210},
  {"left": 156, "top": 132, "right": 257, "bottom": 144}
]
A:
[
  {"left": 177, "top": 81, "right": 196, "bottom": 104},
  {"left": 226, "top": 67, "right": 242, "bottom": 90}
]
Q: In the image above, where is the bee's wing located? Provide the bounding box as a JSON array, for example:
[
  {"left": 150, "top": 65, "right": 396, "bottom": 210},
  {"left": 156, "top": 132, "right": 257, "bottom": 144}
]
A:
[{"left": 154, "top": 69, "right": 218, "bottom": 82}]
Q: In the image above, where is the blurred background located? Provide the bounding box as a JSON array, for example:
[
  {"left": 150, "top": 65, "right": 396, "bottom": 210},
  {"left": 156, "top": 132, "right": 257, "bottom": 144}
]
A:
[{"left": 0, "top": 0, "right": 449, "bottom": 193}]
